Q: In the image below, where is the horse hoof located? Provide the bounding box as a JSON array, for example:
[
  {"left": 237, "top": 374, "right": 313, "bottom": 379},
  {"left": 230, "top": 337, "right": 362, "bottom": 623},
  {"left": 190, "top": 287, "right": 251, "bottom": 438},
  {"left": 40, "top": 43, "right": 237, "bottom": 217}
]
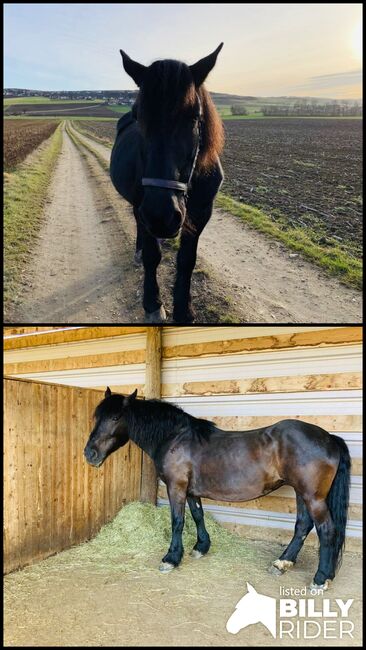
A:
[
  {"left": 309, "top": 579, "right": 331, "bottom": 594},
  {"left": 190, "top": 549, "right": 204, "bottom": 559},
  {"left": 268, "top": 559, "right": 294, "bottom": 575},
  {"left": 134, "top": 249, "right": 142, "bottom": 265},
  {"left": 144, "top": 306, "right": 167, "bottom": 323},
  {"left": 268, "top": 564, "right": 283, "bottom": 576},
  {"left": 159, "top": 562, "right": 175, "bottom": 573}
]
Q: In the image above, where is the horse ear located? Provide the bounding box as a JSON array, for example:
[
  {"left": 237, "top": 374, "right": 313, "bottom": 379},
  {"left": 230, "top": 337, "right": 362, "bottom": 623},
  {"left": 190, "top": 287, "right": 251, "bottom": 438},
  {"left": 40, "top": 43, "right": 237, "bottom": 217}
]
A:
[
  {"left": 189, "top": 42, "right": 223, "bottom": 87},
  {"left": 124, "top": 389, "right": 138, "bottom": 406},
  {"left": 246, "top": 582, "right": 257, "bottom": 594},
  {"left": 120, "top": 49, "right": 147, "bottom": 87},
  {"left": 105, "top": 386, "right": 112, "bottom": 398}
]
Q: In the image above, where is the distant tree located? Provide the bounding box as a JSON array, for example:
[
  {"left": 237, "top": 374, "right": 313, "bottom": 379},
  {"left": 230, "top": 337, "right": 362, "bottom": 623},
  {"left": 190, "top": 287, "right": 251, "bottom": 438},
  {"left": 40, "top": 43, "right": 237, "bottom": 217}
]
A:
[{"left": 230, "top": 104, "right": 247, "bottom": 115}]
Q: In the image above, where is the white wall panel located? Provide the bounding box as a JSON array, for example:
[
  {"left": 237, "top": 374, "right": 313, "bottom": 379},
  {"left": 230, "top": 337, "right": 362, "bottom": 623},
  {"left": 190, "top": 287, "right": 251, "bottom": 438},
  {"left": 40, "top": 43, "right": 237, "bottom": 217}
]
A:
[
  {"left": 162, "top": 345, "right": 362, "bottom": 381},
  {"left": 164, "top": 391, "right": 362, "bottom": 416},
  {"left": 158, "top": 500, "right": 362, "bottom": 538}
]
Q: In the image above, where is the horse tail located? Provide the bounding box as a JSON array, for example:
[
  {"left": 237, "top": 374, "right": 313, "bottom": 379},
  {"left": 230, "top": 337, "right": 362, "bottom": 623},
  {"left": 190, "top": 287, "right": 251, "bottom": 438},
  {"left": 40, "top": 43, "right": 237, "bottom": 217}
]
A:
[{"left": 326, "top": 435, "right": 351, "bottom": 572}]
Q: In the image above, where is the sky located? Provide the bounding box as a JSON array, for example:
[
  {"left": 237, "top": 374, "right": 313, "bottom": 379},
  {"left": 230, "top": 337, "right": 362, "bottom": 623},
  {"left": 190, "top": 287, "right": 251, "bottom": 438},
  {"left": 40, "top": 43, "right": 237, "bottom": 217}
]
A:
[{"left": 3, "top": 3, "right": 363, "bottom": 98}]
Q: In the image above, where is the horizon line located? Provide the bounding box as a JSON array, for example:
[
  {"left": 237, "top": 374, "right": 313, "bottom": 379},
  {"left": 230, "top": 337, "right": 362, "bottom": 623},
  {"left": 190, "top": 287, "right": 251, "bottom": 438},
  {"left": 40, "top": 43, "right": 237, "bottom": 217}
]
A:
[{"left": 3, "top": 87, "right": 363, "bottom": 102}]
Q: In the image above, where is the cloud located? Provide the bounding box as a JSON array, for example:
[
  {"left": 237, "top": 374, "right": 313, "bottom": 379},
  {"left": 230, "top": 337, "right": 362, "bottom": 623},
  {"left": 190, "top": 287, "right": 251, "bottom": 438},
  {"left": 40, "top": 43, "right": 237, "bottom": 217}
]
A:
[{"left": 296, "top": 69, "right": 362, "bottom": 90}]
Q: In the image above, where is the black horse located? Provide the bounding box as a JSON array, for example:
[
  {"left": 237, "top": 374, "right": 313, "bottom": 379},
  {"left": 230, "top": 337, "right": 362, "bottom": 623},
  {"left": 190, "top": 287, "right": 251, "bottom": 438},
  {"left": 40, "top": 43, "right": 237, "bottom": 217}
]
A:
[
  {"left": 110, "top": 45, "right": 225, "bottom": 323},
  {"left": 84, "top": 389, "right": 351, "bottom": 591}
]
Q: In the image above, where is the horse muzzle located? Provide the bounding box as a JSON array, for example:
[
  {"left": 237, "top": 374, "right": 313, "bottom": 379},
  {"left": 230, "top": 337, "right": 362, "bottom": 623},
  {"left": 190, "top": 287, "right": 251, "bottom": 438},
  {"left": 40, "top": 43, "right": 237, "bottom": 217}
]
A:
[
  {"left": 83, "top": 446, "right": 105, "bottom": 468},
  {"left": 139, "top": 207, "right": 184, "bottom": 239}
]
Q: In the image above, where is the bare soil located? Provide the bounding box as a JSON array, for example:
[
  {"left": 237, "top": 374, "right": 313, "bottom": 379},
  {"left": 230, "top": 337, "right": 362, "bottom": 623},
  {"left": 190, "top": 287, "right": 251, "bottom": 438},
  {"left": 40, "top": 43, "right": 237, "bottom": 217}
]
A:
[
  {"left": 5, "top": 102, "right": 117, "bottom": 117},
  {"left": 7, "top": 121, "right": 362, "bottom": 324},
  {"left": 4, "top": 538, "right": 362, "bottom": 647},
  {"left": 222, "top": 119, "right": 363, "bottom": 260}
]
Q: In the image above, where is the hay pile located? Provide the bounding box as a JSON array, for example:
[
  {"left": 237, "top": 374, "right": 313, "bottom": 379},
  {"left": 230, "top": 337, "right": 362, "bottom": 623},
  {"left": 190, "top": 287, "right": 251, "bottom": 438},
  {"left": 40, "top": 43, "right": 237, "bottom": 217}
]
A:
[
  {"left": 67, "top": 502, "right": 255, "bottom": 569},
  {"left": 15, "top": 502, "right": 257, "bottom": 578}
]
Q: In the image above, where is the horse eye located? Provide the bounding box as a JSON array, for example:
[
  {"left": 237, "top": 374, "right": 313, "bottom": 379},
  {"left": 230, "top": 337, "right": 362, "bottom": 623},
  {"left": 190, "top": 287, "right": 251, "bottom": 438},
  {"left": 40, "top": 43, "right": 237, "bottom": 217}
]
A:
[{"left": 112, "top": 415, "right": 120, "bottom": 421}]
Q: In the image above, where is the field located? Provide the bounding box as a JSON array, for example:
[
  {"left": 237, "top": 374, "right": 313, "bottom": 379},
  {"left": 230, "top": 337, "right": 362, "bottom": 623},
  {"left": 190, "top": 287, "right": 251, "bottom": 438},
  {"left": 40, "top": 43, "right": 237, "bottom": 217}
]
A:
[
  {"left": 221, "top": 118, "right": 362, "bottom": 260},
  {"left": 3, "top": 97, "right": 104, "bottom": 105},
  {"left": 4, "top": 102, "right": 118, "bottom": 118},
  {"left": 4, "top": 119, "right": 60, "bottom": 170},
  {"left": 75, "top": 117, "right": 362, "bottom": 263}
]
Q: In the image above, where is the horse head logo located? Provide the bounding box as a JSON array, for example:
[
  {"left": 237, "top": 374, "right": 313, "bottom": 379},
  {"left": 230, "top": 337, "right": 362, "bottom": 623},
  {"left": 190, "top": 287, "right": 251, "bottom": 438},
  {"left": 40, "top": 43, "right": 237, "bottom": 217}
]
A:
[{"left": 226, "top": 582, "right": 277, "bottom": 638}]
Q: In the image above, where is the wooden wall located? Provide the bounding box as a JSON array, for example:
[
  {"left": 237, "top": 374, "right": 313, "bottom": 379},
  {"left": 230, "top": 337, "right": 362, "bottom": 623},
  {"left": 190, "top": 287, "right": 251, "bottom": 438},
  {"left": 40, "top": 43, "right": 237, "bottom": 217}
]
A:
[
  {"left": 3, "top": 377, "right": 142, "bottom": 574},
  {"left": 4, "top": 325, "right": 362, "bottom": 548}
]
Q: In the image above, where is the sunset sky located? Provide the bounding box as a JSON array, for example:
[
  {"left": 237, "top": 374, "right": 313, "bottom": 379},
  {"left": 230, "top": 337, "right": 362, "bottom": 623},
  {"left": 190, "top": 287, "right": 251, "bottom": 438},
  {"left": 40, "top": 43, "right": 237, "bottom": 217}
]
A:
[{"left": 4, "top": 3, "right": 363, "bottom": 98}]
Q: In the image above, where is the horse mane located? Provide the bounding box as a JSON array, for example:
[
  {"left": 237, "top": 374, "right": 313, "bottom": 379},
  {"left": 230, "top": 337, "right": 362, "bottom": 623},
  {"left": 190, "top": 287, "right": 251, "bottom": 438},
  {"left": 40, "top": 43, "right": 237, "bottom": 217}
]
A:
[
  {"left": 125, "top": 397, "right": 216, "bottom": 448},
  {"left": 196, "top": 85, "right": 225, "bottom": 172},
  {"left": 136, "top": 58, "right": 224, "bottom": 172}
]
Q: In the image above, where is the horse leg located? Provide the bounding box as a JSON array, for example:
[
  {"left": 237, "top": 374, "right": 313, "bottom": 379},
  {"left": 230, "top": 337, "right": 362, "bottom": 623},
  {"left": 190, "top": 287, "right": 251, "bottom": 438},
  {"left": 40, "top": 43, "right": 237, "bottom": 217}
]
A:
[
  {"left": 269, "top": 493, "right": 314, "bottom": 575},
  {"left": 187, "top": 496, "right": 211, "bottom": 558},
  {"left": 141, "top": 228, "right": 166, "bottom": 322},
  {"left": 304, "top": 497, "right": 336, "bottom": 592},
  {"left": 172, "top": 207, "right": 212, "bottom": 323},
  {"left": 160, "top": 484, "right": 187, "bottom": 573},
  {"left": 133, "top": 207, "right": 143, "bottom": 264}
]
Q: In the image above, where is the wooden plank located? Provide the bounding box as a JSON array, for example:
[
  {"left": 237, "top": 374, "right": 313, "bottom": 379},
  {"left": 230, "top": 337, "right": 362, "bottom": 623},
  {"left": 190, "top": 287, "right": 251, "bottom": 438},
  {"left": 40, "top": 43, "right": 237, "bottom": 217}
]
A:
[
  {"left": 30, "top": 382, "right": 42, "bottom": 562},
  {"left": 140, "top": 328, "right": 160, "bottom": 504},
  {"left": 4, "top": 326, "right": 146, "bottom": 350},
  {"left": 161, "top": 372, "right": 362, "bottom": 397},
  {"left": 3, "top": 379, "right": 20, "bottom": 573},
  {"left": 4, "top": 348, "right": 146, "bottom": 376},
  {"left": 3, "top": 378, "right": 144, "bottom": 573},
  {"left": 75, "top": 388, "right": 86, "bottom": 543},
  {"left": 163, "top": 327, "right": 362, "bottom": 360},
  {"left": 209, "top": 414, "right": 362, "bottom": 432},
  {"left": 97, "top": 373, "right": 361, "bottom": 399},
  {"left": 4, "top": 326, "right": 65, "bottom": 337},
  {"left": 16, "top": 379, "right": 32, "bottom": 567}
]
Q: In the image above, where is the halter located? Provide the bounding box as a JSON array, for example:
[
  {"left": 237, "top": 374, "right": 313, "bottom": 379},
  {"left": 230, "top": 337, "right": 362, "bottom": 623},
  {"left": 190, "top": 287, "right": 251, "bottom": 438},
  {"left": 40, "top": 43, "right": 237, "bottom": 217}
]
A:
[{"left": 141, "top": 93, "right": 203, "bottom": 198}]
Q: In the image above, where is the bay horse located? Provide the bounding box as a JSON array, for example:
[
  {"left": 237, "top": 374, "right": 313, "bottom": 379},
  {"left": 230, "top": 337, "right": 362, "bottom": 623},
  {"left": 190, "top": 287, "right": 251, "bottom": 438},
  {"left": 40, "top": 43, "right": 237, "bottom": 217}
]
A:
[
  {"left": 109, "top": 45, "right": 225, "bottom": 323},
  {"left": 84, "top": 389, "right": 351, "bottom": 591}
]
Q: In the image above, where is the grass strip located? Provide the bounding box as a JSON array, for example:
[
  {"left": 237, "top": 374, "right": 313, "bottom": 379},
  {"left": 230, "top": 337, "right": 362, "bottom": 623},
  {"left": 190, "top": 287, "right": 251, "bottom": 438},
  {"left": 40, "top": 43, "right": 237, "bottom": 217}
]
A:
[
  {"left": 66, "top": 122, "right": 110, "bottom": 172},
  {"left": 71, "top": 121, "right": 114, "bottom": 148},
  {"left": 216, "top": 193, "right": 362, "bottom": 289},
  {"left": 4, "top": 123, "right": 63, "bottom": 306}
]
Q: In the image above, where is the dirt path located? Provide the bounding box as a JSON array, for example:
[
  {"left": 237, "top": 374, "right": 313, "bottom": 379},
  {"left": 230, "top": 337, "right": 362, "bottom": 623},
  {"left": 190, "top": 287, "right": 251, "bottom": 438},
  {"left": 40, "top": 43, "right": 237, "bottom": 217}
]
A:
[
  {"left": 8, "top": 123, "right": 140, "bottom": 323},
  {"left": 200, "top": 211, "right": 361, "bottom": 323},
  {"left": 8, "top": 121, "right": 361, "bottom": 323}
]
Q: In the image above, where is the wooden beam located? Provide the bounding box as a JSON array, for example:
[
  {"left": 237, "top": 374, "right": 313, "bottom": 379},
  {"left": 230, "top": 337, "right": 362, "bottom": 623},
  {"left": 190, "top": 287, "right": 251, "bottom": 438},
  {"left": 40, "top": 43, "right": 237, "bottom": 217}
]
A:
[
  {"left": 4, "top": 326, "right": 146, "bottom": 350},
  {"left": 161, "top": 372, "right": 362, "bottom": 397},
  {"left": 140, "top": 328, "right": 161, "bottom": 504},
  {"left": 4, "top": 326, "right": 67, "bottom": 337},
  {"left": 4, "top": 349, "right": 146, "bottom": 375},
  {"left": 163, "top": 327, "right": 362, "bottom": 360}
]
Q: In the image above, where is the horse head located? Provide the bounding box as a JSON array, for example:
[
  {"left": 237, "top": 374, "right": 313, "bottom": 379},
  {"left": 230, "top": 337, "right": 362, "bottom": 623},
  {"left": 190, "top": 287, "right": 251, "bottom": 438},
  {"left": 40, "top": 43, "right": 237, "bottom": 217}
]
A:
[
  {"left": 83, "top": 388, "right": 137, "bottom": 467},
  {"left": 119, "top": 45, "right": 223, "bottom": 239}
]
